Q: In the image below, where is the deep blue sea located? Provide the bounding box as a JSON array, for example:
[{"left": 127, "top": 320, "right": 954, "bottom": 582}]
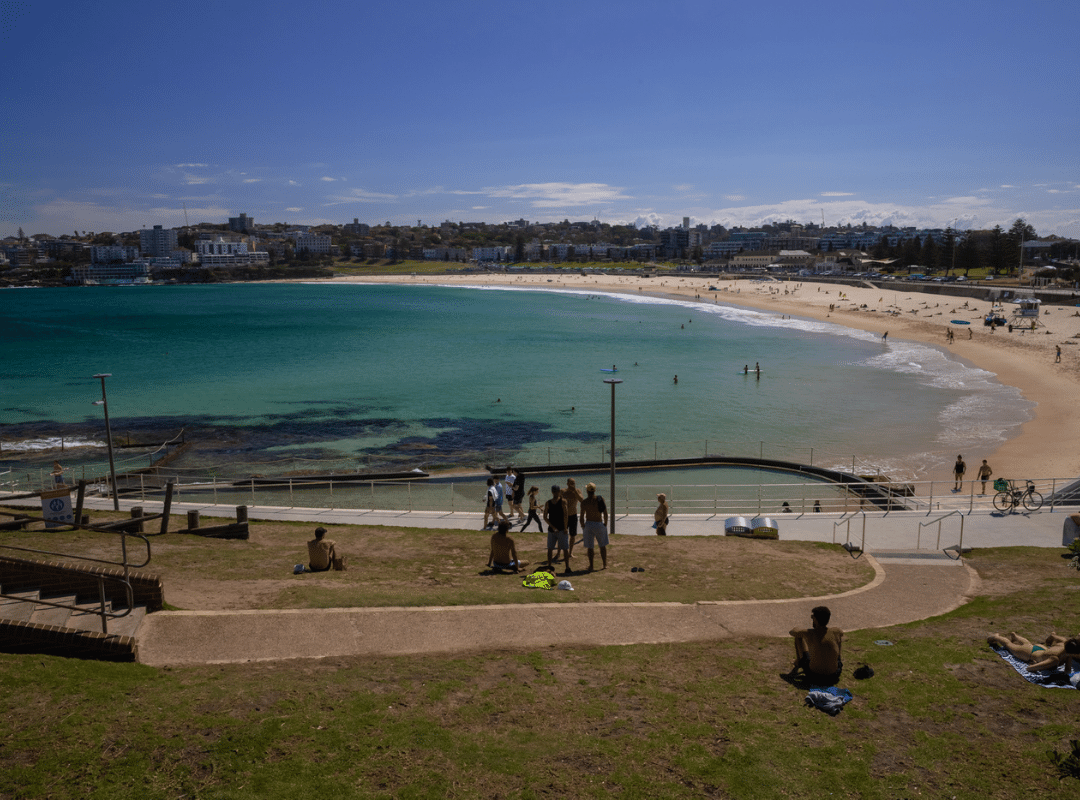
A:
[{"left": 0, "top": 282, "right": 1032, "bottom": 482}]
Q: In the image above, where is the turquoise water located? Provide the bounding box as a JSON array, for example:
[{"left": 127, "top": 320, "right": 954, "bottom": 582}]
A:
[{"left": 0, "top": 282, "right": 1031, "bottom": 482}]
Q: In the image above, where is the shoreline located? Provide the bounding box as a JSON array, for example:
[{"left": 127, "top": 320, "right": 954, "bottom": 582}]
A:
[{"left": 318, "top": 272, "right": 1080, "bottom": 484}]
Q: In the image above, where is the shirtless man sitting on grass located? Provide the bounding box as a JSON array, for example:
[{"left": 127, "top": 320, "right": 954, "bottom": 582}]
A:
[
  {"left": 988, "top": 632, "right": 1080, "bottom": 672},
  {"left": 785, "top": 605, "right": 843, "bottom": 685},
  {"left": 487, "top": 520, "right": 528, "bottom": 573}
]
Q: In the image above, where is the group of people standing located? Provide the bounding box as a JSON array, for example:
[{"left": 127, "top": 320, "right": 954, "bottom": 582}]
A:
[{"left": 486, "top": 470, "right": 610, "bottom": 574}]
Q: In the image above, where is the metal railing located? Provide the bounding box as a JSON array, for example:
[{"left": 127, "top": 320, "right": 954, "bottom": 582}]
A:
[
  {"left": 0, "top": 522, "right": 152, "bottom": 636},
  {"left": 44, "top": 474, "right": 1070, "bottom": 518},
  {"left": 1, "top": 437, "right": 906, "bottom": 493},
  {"left": 918, "top": 511, "right": 966, "bottom": 559}
]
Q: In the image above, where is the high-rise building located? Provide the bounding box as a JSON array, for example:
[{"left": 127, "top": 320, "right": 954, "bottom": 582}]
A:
[
  {"left": 139, "top": 225, "right": 178, "bottom": 258},
  {"left": 229, "top": 213, "right": 255, "bottom": 233}
]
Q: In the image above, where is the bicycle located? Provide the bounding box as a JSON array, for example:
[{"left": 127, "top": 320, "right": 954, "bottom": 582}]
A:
[{"left": 992, "top": 479, "right": 1043, "bottom": 512}]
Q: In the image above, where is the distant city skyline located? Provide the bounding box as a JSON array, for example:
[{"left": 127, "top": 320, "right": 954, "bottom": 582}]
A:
[{"left": 2, "top": 0, "right": 1078, "bottom": 239}]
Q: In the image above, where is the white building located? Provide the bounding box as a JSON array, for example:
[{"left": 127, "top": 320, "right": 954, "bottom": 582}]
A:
[
  {"left": 196, "top": 237, "right": 248, "bottom": 257},
  {"left": 472, "top": 246, "right": 512, "bottom": 261},
  {"left": 90, "top": 245, "right": 140, "bottom": 263},
  {"left": 294, "top": 233, "right": 332, "bottom": 254}
]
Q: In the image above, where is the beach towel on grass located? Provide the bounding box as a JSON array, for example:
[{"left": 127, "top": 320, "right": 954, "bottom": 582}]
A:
[
  {"left": 805, "top": 686, "right": 853, "bottom": 715},
  {"left": 522, "top": 570, "right": 557, "bottom": 590},
  {"left": 989, "top": 644, "right": 1078, "bottom": 689}
]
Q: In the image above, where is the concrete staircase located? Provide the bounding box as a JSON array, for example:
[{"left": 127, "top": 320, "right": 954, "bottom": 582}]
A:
[{"left": 0, "top": 557, "right": 163, "bottom": 662}]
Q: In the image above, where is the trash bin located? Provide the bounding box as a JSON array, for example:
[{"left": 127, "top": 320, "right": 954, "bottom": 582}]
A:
[
  {"left": 751, "top": 516, "right": 778, "bottom": 538},
  {"left": 724, "top": 516, "right": 751, "bottom": 536}
]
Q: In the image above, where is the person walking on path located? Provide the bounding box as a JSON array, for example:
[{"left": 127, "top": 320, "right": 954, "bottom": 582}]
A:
[
  {"left": 511, "top": 469, "right": 526, "bottom": 521},
  {"left": 977, "top": 460, "right": 993, "bottom": 495},
  {"left": 542, "top": 485, "right": 570, "bottom": 573},
  {"left": 953, "top": 455, "right": 967, "bottom": 492},
  {"left": 483, "top": 478, "right": 498, "bottom": 530},
  {"left": 580, "top": 482, "right": 609, "bottom": 571},
  {"left": 563, "top": 478, "right": 584, "bottom": 560},
  {"left": 521, "top": 486, "right": 544, "bottom": 532},
  {"left": 654, "top": 493, "right": 669, "bottom": 536}
]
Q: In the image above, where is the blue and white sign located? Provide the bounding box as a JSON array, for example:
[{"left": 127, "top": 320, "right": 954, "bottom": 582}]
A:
[{"left": 41, "top": 488, "right": 74, "bottom": 529}]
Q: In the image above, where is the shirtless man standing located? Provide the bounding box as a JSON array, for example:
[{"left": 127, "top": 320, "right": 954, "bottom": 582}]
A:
[
  {"left": 579, "top": 482, "right": 609, "bottom": 571},
  {"left": 543, "top": 485, "right": 570, "bottom": 573},
  {"left": 563, "top": 478, "right": 584, "bottom": 560}
]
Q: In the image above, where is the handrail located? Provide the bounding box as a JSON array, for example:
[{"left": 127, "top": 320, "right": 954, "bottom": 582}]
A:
[
  {"left": 0, "top": 525, "right": 151, "bottom": 635},
  {"left": 832, "top": 511, "right": 867, "bottom": 558},
  {"left": 918, "top": 510, "right": 965, "bottom": 559}
]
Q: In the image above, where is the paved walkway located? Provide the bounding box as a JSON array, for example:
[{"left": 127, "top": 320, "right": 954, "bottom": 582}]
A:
[
  {"left": 137, "top": 553, "right": 976, "bottom": 666},
  {"left": 6, "top": 494, "right": 1074, "bottom": 666}
]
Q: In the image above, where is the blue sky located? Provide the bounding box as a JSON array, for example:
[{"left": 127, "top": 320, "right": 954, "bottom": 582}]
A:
[{"left": 2, "top": 0, "right": 1078, "bottom": 238}]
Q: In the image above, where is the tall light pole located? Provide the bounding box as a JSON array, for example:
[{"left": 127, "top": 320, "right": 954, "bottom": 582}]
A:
[
  {"left": 604, "top": 378, "right": 622, "bottom": 536},
  {"left": 92, "top": 373, "right": 119, "bottom": 510}
]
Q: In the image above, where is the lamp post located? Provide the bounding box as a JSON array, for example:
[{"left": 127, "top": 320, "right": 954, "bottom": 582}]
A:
[
  {"left": 604, "top": 378, "right": 622, "bottom": 536},
  {"left": 92, "top": 373, "right": 119, "bottom": 510}
]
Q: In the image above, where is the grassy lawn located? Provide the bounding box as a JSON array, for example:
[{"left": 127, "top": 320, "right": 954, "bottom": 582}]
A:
[
  {"left": 2, "top": 513, "right": 1079, "bottom": 798},
  {"left": 0, "top": 510, "right": 874, "bottom": 610}
]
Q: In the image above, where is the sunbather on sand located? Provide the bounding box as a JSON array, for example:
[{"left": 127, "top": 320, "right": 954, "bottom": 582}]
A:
[{"left": 988, "top": 632, "right": 1080, "bottom": 672}]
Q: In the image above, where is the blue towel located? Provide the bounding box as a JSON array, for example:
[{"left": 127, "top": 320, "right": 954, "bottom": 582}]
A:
[
  {"left": 989, "top": 644, "right": 1078, "bottom": 689},
  {"left": 805, "top": 686, "right": 853, "bottom": 715}
]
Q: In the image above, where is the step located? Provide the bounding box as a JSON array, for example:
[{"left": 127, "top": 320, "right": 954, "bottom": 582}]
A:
[
  {"left": 0, "top": 590, "right": 39, "bottom": 624},
  {"left": 105, "top": 605, "right": 147, "bottom": 639},
  {"left": 66, "top": 600, "right": 116, "bottom": 634},
  {"left": 28, "top": 594, "right": 80, "bottom": 628}
]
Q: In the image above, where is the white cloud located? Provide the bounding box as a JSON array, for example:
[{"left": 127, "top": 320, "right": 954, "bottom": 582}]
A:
[
  {"left": 324, "top": 188, "right": 398, "bottom": 206},
  {"left": 29, "top": 198, "right": 229, "bottom": 232},
  {"left": 285, "top": 207, "right": 303, "bottom": 213},
  {"left": 288, "top": 180, "right": 301, "bottom": 186},
  {"left": 484, "top": 182, "right": 631, "bottom": 208},
  {"left": 691, "top": 197, "right": 1076, "bottom": 236},
  {"left": 175, "top": 163, "right": 209, "bottom": 168},
  {"left": 724, "top": 194, "right": 744, "bottom": 202},
  {"left": 820, "top": 192, "right": 854, "bottom": 197},
  {"left": 243, "top": 178, "right": 262, "bottom": 184},
  {"left": 320, "top": 176, "right": 337, "bottom": 182},
  {"left": 673, "top": 184, "right": 694, "bottom": 193}
]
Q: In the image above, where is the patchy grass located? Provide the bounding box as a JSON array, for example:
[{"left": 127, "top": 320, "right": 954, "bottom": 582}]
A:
[
  {"left": 0, "top": 509, "right": 873, "bottom": 610},
  {"left": 1, "top": 565, "right": 1078, "bottom": 799},
  {"left": 2, "top": 510, "right": 1078, "bottom": 798}
]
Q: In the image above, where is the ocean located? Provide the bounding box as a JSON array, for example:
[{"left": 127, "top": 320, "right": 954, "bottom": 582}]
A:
[{"left": 0, "top": 282, "right": 1032, "bottom": 485}]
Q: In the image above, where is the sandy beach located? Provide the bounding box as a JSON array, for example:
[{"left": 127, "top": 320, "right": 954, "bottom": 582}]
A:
[{"left": 326, "top": 271, "right": 1080, "bottom": 484}]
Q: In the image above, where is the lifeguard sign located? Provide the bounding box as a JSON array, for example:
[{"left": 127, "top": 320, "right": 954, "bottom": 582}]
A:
[
  {"left": 41, "top": 488, "right": 74, "bottom": 529},
  {"left": 1009, "top": 297, "right": 1043, "bottom": 329}
]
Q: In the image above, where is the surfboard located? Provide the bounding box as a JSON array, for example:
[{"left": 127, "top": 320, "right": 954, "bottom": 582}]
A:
[
  {"left": 600, "top": 368, "right": 618, "bottom": 373},
  {"left": 950, "top": 320, "right": 971, "bottom": 325},
  {"left": 737, "top": 371, "right": 764, "bottom": 375}
]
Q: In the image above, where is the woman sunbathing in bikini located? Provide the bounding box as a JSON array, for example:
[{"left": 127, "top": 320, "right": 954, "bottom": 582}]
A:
[{"left": 988, "top": 632, "right": 1080, "bottom": 672}]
